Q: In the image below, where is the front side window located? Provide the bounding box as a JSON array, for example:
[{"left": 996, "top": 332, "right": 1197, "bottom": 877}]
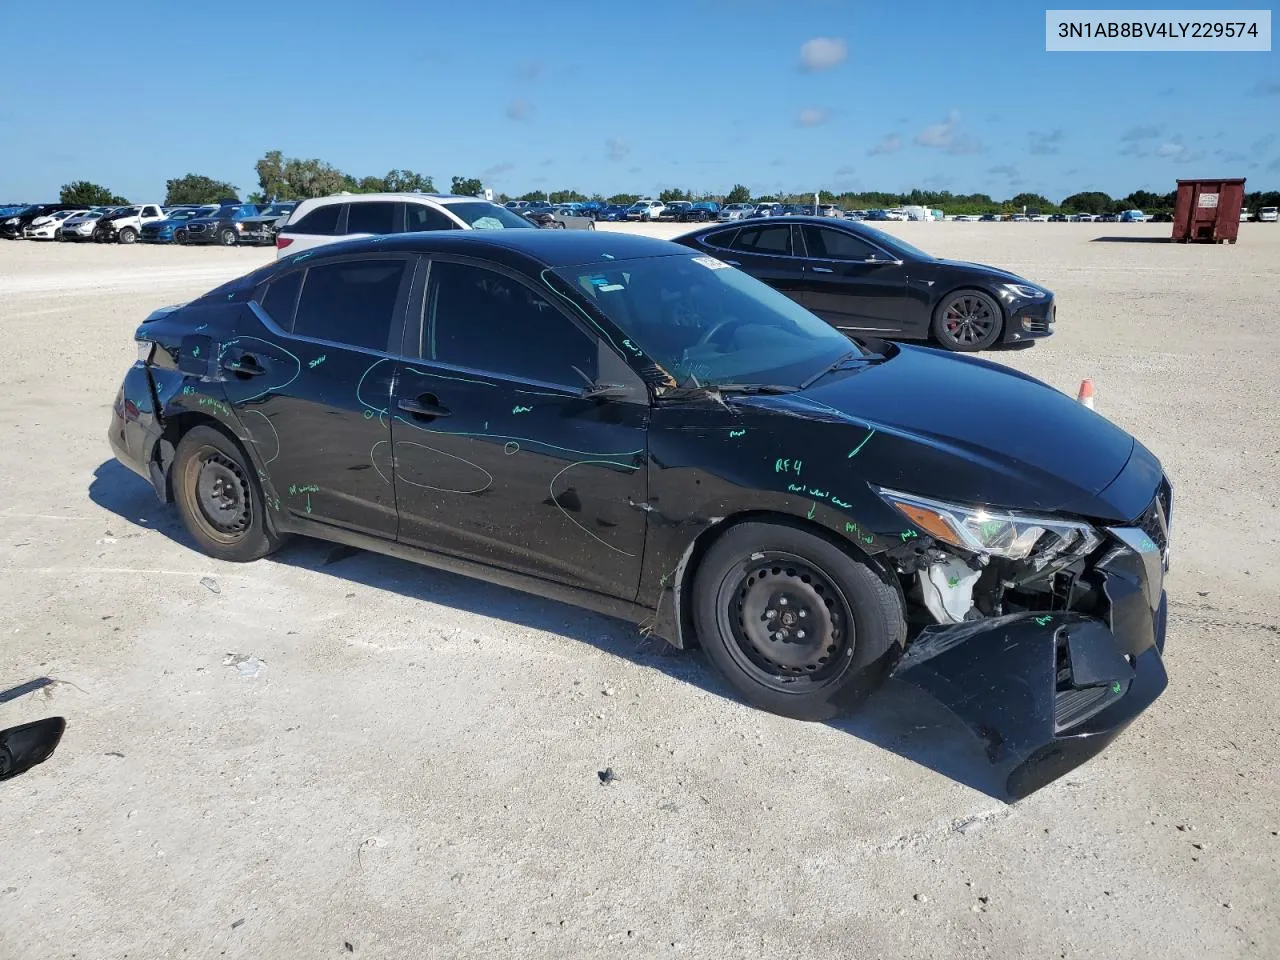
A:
[
  {"left": 346, "top": 201, "right": 399, "bottom": 235},
  {"left": 553, "top": 254, "right": 851, "bottom": 389},
  {"left": 802, "top": 225, "right": 877, "bottom": 261},
  {"left": 732, "top": 225, "right": 792, "bottom": 255},
  {"left": 290, "top": 259, "right": 407, "bottom": 351},
  {"left": 426, "top": 261, "right": 595, "bottom": 385}
]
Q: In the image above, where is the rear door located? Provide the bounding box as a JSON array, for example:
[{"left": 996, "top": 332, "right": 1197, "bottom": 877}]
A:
[
  {"left": 390, "top": 257, "right": 649, "bottom": 600},
  {"left": 230, "top": 252, "right": 413, "bottom": 537},
  {"left": 341, "top": 200, "right": 401, "bottom": 241},
  {"left": 722, "top": 223, "right": 806, "bottom": 304},
  {"left": 796, "top": 224, "right": 909, "bottom": 335}
]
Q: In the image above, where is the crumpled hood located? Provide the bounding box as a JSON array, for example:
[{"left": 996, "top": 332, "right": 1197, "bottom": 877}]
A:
[{"left": 771, "top": 344, "right": 1144, "bottom": 520}]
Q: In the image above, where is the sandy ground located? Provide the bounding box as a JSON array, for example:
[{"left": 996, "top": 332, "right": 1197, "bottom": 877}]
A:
[{"left": 1, "top": 223, "right": 1278, "bottom": 959}]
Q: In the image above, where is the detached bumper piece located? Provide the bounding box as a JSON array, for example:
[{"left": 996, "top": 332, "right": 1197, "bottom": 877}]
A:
[{"left": 893, "top": 603, "right": 1167, "bottom": 800}]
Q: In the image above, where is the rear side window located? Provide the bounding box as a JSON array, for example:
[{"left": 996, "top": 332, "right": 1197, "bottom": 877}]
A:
[
  {"left": 403, "top": 203, "right": 458, "bottom": 232},
  {"left": 733, "top": 225, "right": 793, "bottom": 255},
  {"left": 287, "top": 204, "right": 341, "bottom": 235},
  {"left": 701, "top": 228, "right": 738, "bottom": 249},
  {"left": 346, "top": 201, "right": 399, "bottom": 235},
  {"left": 426, "top": 261, "right": 595, "bottom": 385},
  {"left": 259, "top": 271, "right": 303, "bottom": 328},
  {"left": 291, "top": 259, "right": 407, "bottom": 351}
]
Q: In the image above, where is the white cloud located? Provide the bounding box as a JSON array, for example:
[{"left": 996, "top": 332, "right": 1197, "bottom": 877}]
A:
[
  {"left": 1029, "top": 128, "right": 1065, "bottom": 155},
  {"left": 867, "top": 133, "right": 902, "bottom": 156},
  {"left": 799, "top": 37, "right": 847, "bottom": 72},
  {"left": 795, "top": 107, "right": 829, "bottom": 128},
  {"left": 915, "top": 109, "right": 960, "bottom": 148}
]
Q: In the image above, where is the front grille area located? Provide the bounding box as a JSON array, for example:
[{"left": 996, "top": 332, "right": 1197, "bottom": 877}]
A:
[
  {"left": 1136, "top": 487, "right": 1171, "bottom": 555},
  {"left": 1055, "top": 684, "right": 1123, "bottom": 731}
]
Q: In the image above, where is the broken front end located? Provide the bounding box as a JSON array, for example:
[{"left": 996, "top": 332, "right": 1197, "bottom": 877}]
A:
[{"left": 880, "top": 478, "right": 1173, "bottom": 800}]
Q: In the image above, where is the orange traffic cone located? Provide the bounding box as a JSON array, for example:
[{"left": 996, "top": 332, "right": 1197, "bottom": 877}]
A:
[{"left": 1077, "top": 379, "right": 1095, "bottom": 410}]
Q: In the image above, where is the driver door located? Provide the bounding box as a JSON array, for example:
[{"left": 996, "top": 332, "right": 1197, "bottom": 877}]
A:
[{"left": 391, "top": 257, "right": 650, "bottom": 601}]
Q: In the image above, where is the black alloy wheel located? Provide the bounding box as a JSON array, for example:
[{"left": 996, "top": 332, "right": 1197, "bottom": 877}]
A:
[{"left": 932, "top": 290, "right": 1003, "bottom": 351}]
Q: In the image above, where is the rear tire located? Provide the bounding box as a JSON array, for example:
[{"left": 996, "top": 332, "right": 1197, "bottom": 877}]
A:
[
  {"left": 173, "top": 425, "right": 282, "bottom": 563},
  {"left": 692, "top": 522, "right": 905, "bottom": 720}
]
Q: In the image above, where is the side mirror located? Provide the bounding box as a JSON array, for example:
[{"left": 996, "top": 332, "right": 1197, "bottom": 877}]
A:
[
  {"left": 581, "top": 382, "right": 631, "bottom": 401},
  {"left": 0, "top": 717, "right": 66, "bottom": 781}
]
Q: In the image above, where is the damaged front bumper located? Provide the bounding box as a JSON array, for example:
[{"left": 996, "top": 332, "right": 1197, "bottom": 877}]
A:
[{"left": 892, "top": 509, "right": 1170, "bottom": 800}]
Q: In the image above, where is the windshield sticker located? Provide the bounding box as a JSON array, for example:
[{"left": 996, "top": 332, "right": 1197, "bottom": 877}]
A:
[{"left": 692, "top": 256, "right": 730, "bottom": 270}]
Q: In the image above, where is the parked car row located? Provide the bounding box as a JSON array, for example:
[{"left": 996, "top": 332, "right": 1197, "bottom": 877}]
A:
[{"left": 1, "top": 200, "right": 299, "bottom": 245}]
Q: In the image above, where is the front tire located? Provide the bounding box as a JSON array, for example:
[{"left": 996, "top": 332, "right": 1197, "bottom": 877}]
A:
[
  {"left": 692, "top": 522, "right": 905, "bottom": 720},
  {"left": 219, "top": 228, "right": 237, "bottom": 246},
  {"left": 931, "top": 289, "right": 1003, "bottom": 351},
  {"left": 173, "top": 425, "right": 282, "bottom": 563},
  {"left": 118, "top": 227, "right": 138, "bottom": 244}
]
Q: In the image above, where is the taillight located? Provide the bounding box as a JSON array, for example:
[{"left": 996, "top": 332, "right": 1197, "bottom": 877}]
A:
[{"left": 276, "top": 236, "right": 293, "bottom": 249}]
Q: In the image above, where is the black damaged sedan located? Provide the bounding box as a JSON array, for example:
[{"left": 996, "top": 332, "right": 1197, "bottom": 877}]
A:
[
  {"left": 675, "top": 216, "right": 1056, "bottom": 351},
  {"left": 109, "top": 231, "right": 1168, "bottom": 798}
]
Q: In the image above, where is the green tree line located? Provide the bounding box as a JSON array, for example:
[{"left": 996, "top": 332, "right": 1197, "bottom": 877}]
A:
[{"left": 59, "top": 160, "right": 1280, "bottom": 217}]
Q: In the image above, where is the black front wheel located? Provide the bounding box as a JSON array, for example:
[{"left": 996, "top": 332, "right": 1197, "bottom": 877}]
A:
[
  {"left": 692, "top": 522, "right": 905, "bottom": 720},
  {"left": 931, "top": 290, "right": 1003, "bottom": 351},
  {"left": 173, "top": 425, "right": 283, "bottom": 563}
]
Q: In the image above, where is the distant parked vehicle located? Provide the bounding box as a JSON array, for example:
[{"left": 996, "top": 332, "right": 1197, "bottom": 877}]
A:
[
  {"left": 141, "top": 205, "right": 221, "bottom": 244},
  {"left": 818, "top": 204, "right": 842, "bottom": 218},
  {"left": 1049, "top": 214, "right": 1068, "bottom": 222},
  {"left": 1096, "top": 213, "right": 1118, "bottom": 223},
  {"left": 527, "top": 208, "right": 596, "bottom": 230},
  {"left": 1009, "top": 214, "right": 1029, "bottom": 223},
  {"left": 717, "top": 203, "right": 755, "bottom": 221},
  {"left": 952, "top": 215, "right": 979, "bottom": 222},
  {"left": 1119, "top": 210, "right": 1146, "bottom": 222},
  {"left": 59, "top": 209, "right": 109, "bottom": 241},
  {"left": 235, "top": 201, "right": 298, "bottom": 246},
  {"left": 597, "top": 204, "right": 631, "bottom": 222},
  {"left": 748, "top": 202, "right": 780, "bottom": 218},
  {"left": 174, "top": 204, "right": 265, "bottom": 246},
  {"left": 24, "top": 208, "right": 87, "bottom": 239},
  {"left": 1028, "top": 214, "right": 1049, "bottom": 223},
  {"left": 658, "top": 201, "right": 692, "bottom": 221},
  {"left": 2, "top": 203, "right": 86, "bottom": 239},
  {"left": 626, "top": 200, "right": 665, "bottom": 221},
  {"left": 1070, "top": 213, "right": 1096, "bottom": 222},
  {"left": 94, "top": 204, "right": 166, "bottom": 243},
  {"left": 276, "top": 192, "right": 533, "bottom": 257},
  {"left": 1260, "top": 206, "right": 1278, "bottom": 222}
]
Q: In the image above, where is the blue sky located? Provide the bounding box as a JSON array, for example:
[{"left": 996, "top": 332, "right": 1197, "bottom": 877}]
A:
[{"left": 1, "top": 0, "right": 1276, "bottom": 202}]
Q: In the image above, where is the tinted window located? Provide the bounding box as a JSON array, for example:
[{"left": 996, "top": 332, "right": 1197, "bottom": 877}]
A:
[
  {"left": 802, "top": 225, "right": 877, "bottom": 261},
  {"left": 733, "top": 225, "right": 792, "bottom": 255},
  {"left": 292, "top": 259, "right": 406, "bottom": 351},
  {"left": 260, "top": 271, "right": 302, "bottom": 328},
  {"left": 346, "top": 201, "right": 399, "bottom": 235},
  {"left": 288, "top": 204, "right": 341, "bottom": 235},
  {"left": 702, "top": 228, "right": 738, "bottom": 250},
  {"left": 427, "top": 261, "right": 594, "bottom": 385},
  {"left": 403, "top": 203, "right": 457, "bottom": 232},
  {"left": 442, "top": 202, "right": 535, "bottom": 229}
]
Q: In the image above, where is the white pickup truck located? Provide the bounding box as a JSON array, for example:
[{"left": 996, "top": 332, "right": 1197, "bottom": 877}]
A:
[{"left": 93, "top": 203, "right": 165, "bottom": 244}]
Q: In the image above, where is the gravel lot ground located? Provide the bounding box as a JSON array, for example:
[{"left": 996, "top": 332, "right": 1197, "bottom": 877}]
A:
[{"left": 2, "top": 223, "right": 1278, "bottom": 959}]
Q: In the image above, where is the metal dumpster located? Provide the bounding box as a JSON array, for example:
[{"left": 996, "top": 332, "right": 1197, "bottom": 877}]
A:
[{"left": 1172, "top": 178, "right": 1245, "bottom": 243}]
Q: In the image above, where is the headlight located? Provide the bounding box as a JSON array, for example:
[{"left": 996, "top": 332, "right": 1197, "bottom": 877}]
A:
[
  {"left": 877, "top": 488, "right": 1101, "bottom": 565},
  {"left": 999, "top": 282, "right": 1047, "bottom": 300},
  {"left": 4, "top": 218, "right": 16, "bottom": 225},
  {"left": 234, "top": 222, "right": 244, "bottom": 231}
]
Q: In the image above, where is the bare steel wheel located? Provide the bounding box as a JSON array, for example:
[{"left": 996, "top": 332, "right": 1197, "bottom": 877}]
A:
[
  {"left": 692, "top": 522, "right": 906, "bottom": 720},
  {"left": 173, "top": 424, "right": 282, "bottom": 562},
  {"left": 932, "top": 290, "right": 1003, "bottom": 351}
]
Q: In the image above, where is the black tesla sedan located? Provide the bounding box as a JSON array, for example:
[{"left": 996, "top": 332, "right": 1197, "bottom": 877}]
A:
[
  {"left": 673, "top": 216, "right": 1055, "bottom": 351},
  {"left": 108, "top": 231, "right": 1168, "bottom": 797}
]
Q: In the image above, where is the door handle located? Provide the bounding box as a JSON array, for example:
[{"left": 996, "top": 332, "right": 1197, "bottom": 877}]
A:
[
  {"left": 810, "top": 266, "right": 833, "bottom": 274},
  {"left": 223, "top": 356, "right": 266, "bottom": 376},
  {"left": 397, "top": 394, "right": 451, "bottom": 419}
]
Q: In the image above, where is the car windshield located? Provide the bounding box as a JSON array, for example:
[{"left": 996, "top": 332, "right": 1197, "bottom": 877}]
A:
[
  {"left": 445, "top": 201, "right": 535, "bottom": 230},
  {"left": 112, "top": 207, "right": 140, "bottom": 217},
  {"left": 552, "top": 254, "right": 856, "bottom": 388},
  {"left": 854, "top": 224, "right": 933, "bottom": 260}
]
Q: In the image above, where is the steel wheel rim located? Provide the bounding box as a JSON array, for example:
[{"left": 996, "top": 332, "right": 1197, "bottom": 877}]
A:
[
  {"left": 718, "top": 552, "right": 856, "bottom": 691},
  {"left": 186, "top": 448, "right": 251, "bottom": 544},
  {"left": 942, "top": 295, "right": 995, "bottom": 345}
]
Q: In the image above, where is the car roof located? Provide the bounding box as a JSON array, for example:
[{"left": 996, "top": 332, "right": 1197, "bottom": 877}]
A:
[{"left": 275, "top": 228, "right": 689, "bottom": 270}]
